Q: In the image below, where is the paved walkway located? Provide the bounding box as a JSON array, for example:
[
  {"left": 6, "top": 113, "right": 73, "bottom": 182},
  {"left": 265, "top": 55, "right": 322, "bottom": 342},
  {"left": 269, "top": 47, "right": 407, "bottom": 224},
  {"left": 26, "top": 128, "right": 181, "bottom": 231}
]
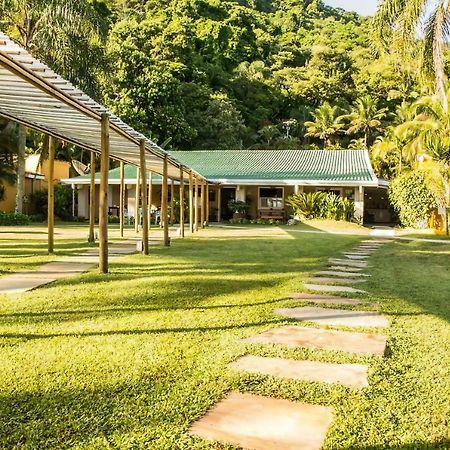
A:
[
  {"left": 190, "top": 238, "right": 391, "bottom": 449},
  {"left": 0, "top": 240, "right": 136, "bottom": 295}
]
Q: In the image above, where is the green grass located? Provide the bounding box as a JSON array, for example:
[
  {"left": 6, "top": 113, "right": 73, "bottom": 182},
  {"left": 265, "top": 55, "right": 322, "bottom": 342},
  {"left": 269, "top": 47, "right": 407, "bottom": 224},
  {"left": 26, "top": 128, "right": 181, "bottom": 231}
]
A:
[{"left": 0, "top": 226, "right": 449, "bottom": 449}]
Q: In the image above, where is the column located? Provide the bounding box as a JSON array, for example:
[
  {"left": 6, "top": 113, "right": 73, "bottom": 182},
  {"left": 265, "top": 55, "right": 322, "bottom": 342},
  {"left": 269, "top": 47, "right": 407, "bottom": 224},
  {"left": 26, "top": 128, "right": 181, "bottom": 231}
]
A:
[
  {"left": 189, "top": 171, "right": 194, "bottom": 233},
  {"left": 179, "top": 167, "right": 185, "bottom": 238},
  {"left": 194, "top": 176, "right": 199, "bottom": 232},
  {"left": 119, "top": 161, "right": 125, "bottom": 238},
  {"left": 162, "top": 155, "right": 170, "bottom": 246},
  {"left": 88, "top": 151, "right": 96, "bottom": 243},
  {"left": 217, "top": 185, "right": 221, "bottom": 222},
  {"left": 47, "top": 136, "right": 55, "bottom": 254},
  {"left": 140, "top": 140, "right": 149, "bottom": 255},
  {"left": 99, "top": 113, "right": 110, "bottom": 274}
]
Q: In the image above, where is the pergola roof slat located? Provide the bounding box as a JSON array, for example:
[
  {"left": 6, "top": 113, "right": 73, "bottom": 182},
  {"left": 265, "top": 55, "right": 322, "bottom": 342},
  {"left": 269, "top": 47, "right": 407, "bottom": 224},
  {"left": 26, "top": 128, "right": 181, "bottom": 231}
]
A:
[{"left": 0, "top": 31, "right": 205, "bottom": 181}]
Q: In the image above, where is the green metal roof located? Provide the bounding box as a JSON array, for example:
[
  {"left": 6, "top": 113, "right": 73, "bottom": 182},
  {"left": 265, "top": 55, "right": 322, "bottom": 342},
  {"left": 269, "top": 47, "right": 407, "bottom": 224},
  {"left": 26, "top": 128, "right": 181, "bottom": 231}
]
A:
[
  {"left": 64, "top": 149, "right": 379, "bottom": 186},
  {"left": 170, "top": 149, "right": 377, "bottom": 183}
]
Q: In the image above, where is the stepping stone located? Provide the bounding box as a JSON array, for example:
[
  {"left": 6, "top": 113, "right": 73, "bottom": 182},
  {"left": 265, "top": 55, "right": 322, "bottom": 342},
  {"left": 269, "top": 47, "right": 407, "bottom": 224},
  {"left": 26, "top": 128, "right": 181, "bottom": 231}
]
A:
[
  {"left": 316, "top": 271, "right": 370, "bottom": 278},
  {"left": 243, "top": 326, "right": 387, "bottom": 356},
  {"left": 189, "top": 391, "right": 333, "bottom": 450},
  {"left": 289, "top": 292, "right": 363, "bottom": 305},
  {"left": 304, "top": 283, "right": 366, "bottom": 294},
  {"left": 329, "top": 258, "right": 368, "bottom": 268},
  {"left": 361, "top": 240, "right": 388, "bottom": 244},
  {"left": 229, "top": 355, "right": 369, "bottom": 388},
  {"left": 311, "top": 276, "right": 366, "bottom": 284},
  {"left": 274, "top": 307, "right": 389, "bottom": 328},
  {"left": 327, "top": 265, "right": 365, "bottom": 273},
  {"left": 343, "top": 254, "right": 369, "bottom": 260}
]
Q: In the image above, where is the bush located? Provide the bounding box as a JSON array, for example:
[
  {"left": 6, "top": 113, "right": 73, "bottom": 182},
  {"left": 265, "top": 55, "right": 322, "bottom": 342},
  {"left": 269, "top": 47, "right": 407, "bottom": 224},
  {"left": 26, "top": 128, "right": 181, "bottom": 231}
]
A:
[
  {"left": 389, "top": 171, "right": 438, "bottom": 228},
  {"left": 32, "top": 185, "right": 73, "bottom": 220},
  {"left": 108, "top": 215, "right": 120, "bottom": 224},
  {"left": 227, "top": 200, "right": 250, "bottom": 214},
  {"left": 28, "top": 214, "right": 46, "bottom": 223},
  {"left": 0, "top": 211, "right": 30, "bottom": 225},
  {"left": 286, "top": 192, "right": 356, "bottom": 222}
]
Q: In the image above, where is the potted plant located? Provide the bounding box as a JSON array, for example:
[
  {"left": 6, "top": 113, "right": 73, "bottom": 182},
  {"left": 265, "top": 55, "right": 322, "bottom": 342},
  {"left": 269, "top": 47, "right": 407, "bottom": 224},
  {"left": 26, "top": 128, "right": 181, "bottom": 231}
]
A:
[{"left": 228, "top": 199, "right": 249, "bottom": 219}]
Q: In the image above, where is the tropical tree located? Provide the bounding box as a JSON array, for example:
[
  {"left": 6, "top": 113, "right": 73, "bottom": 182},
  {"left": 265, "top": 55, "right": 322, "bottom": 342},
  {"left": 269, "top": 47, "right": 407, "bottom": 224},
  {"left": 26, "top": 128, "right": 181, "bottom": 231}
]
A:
[
  {"left": 0, "top": 0, "right": 107, "bottom": 96},
  {"left": 305, "top": 102, "right": 344, "bottom": 149},
  {"left": 258, "top": 125, "right": 280, "bottom": 146},
  {"left": 372, "top": 0, "right": 450, "bottom": 109},
  {"left": 341, "top": 96, "right": 387, "bottom": 148}
]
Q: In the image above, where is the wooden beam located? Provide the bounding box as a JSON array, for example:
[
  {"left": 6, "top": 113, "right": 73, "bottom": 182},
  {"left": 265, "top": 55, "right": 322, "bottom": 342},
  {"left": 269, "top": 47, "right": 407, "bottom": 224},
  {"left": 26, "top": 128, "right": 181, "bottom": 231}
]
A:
[
  {"left": 217, "top": 185, "right": 221, "bottom": 222},
  {"left": 162, "top": 155, "right": 170, "bottom": 246},
  {"left": 119, "top": 161, "right": 125, "bottom": 238},
  {"left": 179, "top": 166, "right": 185, "bottom": 238},
  {"left": 189, "top": 170, "right": 194, "bottom": 233},
  {"left": 194, "top": 176, "right": 199, "bottom": 232},
  {"left": 140, "top": 139, "right": 149, "bottom": 255},
  {"left": 200, "top": 179, "right": 205, "bottom": 229},
  {"left": 148, "top": 171, "right": 153, "bottom": 230},
  {"left": 99, "top": 113, "right": 110, "bottom": 274},
  {"left": 135, "top": 167, "right": 140, "bottom": 233},
  {"left": 47, "top": 136, "right": 55, "bottom": 254},
  {"left": 88, "top": 151, "right": 96, "bottom": 243},
  {"left": 206, "top": 182, "right": 210, "bottom": 226},
  {"left": 170, "top": 179, "right": 175, "bottom": 225}
]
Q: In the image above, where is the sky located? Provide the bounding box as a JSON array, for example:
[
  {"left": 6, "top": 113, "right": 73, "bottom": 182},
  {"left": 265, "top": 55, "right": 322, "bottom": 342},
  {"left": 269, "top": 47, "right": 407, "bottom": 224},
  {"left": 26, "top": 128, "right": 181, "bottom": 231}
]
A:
[{"left": 324, "top": 0, "right": 378, "bottom": 17}]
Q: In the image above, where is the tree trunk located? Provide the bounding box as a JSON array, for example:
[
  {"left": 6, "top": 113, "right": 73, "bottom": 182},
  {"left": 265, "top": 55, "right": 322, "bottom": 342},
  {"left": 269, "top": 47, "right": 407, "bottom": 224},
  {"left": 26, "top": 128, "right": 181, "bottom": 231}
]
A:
[{"left": 15, "top": 124, "right": 26, "bottom": 214}]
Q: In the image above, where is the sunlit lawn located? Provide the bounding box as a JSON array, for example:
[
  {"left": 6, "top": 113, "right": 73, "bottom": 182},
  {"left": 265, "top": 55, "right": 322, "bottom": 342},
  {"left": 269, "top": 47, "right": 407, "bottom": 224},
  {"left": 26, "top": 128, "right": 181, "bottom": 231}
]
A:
[{"left": 0, "top": 224, "right": 449, "bottom": 449}]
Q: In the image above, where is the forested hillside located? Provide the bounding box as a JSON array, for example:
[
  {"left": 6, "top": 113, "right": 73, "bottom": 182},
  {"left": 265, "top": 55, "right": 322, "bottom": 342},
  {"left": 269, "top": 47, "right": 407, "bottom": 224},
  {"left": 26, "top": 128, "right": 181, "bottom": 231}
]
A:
[{"left": 98, "top": 0, "right": 416, "bottom": 150}]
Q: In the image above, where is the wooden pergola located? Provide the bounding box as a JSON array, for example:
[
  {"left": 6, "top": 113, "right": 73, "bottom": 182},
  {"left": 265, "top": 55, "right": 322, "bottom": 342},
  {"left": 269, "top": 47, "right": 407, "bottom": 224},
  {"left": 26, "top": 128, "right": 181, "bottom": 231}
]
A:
[{"left": 0, "top": 31, "right": 209, "bottom": 273}]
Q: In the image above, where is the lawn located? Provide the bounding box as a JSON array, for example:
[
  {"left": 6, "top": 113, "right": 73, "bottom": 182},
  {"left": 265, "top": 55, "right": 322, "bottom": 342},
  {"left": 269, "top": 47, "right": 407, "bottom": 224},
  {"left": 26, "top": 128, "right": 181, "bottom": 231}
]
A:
[{"left": 0, "top": 225, "right": 449, "bottom": 449}]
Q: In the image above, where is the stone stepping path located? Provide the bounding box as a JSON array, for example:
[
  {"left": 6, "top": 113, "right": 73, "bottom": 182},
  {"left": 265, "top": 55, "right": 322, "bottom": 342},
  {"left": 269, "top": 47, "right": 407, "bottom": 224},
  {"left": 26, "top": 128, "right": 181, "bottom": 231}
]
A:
[
  {"left": 343, "top": 254, "right": 369, "bottom": 260},
  {"left": 274, "top": 307, "right": 389, "bottom": 328},
  {"left": 304, "top": 283, "right": 366, "bottom": 294},
  {"left": 310, "top": 276, "right": 367, "bottom": 284},
  {"left": 189, "top": 391, "right": 333, "bottom": 450},
  {"left": 361, "top": 239, "right": 389, "bottom": 244},
  {"left": 289, "top": 292, "right": 363, "bottom": 305},
  {"left": 243, "top": 326, "right": 387, "bottom": 356},
  {"left": 329, "top": 258, "right": 368, "bottom": 268},
  {"left": 229, "top": 355, "right": 369, "bottom": 388},
  {"left": 316, "top": 270, "right": 370, "bottom": 278},
  {"left": 0, "top": 241, "right": 137, "bottom": 295},
  {"left": 327, "top": 265, "right": 365, "bottom": 272}
]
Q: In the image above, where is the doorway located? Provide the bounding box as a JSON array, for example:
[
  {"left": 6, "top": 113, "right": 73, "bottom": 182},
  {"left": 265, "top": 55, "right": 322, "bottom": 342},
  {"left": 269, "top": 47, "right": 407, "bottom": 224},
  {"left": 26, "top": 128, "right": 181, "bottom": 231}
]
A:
[{"left": 220, "top": 187, "right": 236, "bottom": 220}]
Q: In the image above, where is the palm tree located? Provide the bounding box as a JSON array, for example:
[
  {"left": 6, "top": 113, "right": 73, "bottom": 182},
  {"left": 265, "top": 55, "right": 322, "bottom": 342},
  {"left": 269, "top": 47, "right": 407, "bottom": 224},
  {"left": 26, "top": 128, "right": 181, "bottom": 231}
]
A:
[
  {"left": 305, "top": 102, "right": 343, "bottom": 149},
  {"left": 342, "top": 96, "right": 387, "bottom": 148},
  {"left": 258, "top": 125, "right": 280, "bottom": 147},
  {"left": 372, "top": 0, "right": 450, "bottom": 110},
  {"left": 0, "top": 0, "right": 107, "bottom": 96}
]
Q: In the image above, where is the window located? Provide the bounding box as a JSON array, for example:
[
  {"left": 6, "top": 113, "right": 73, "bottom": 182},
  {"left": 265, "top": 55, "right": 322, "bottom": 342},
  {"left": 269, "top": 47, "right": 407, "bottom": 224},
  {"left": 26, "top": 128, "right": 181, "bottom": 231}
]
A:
[{"left": 259, "top": 187, "right": 284, "bottom": 209}]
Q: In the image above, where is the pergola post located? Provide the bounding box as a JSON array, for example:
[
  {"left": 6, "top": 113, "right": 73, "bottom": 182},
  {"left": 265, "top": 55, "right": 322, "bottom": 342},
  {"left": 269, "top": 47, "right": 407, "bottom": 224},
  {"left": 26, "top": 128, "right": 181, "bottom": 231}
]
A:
[
  {"left": 194, "top": 176, "right": 199, "bottom": 232},
  {"left": 99, "top": 113, "right": 110, "bottom": 274},
  {"left": 88, "top": 151, "right": 96, "bottom": 243},
  {"left": 170, "top": 179, "right": 175, "bottom": 225},
  {"left": 206, "top": 183, "right": 210, "bottom": 227},
  {"left": 217, "top": 185, "right": 221, "bottom": 222},
  {"left": 47, "top": 136, "right": 55, "bottom": 254},
  {"left": 148, "top": 171, "right": 153, "bottom": 230},
  {"left": 189, "top": 170, "right": 194, "bottom": 233},
  {"left": 135, "top": 167, "right": 140, "bottom": 233},
  {"left": 179, "top": 167, "right": 185, "bottom": 238},
  {"left": 200, "top": 179, "right": 205, "bottom": 229},
  {"left": 139, "top": 140, "right": 149, "bottom": 255},
  {"left": 162, "top": 155, "right": 170, "bottom": 246},
  {"left": 119, "top": 161, "right": 125, "bottom": 238}
]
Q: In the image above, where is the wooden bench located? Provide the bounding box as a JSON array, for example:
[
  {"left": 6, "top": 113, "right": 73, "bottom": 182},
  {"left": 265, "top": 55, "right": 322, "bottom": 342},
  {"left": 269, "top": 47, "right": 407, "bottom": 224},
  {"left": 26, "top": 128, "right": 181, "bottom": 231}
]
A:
[{"left": 258, "top": 209, "right": 286, "bottom": 220}]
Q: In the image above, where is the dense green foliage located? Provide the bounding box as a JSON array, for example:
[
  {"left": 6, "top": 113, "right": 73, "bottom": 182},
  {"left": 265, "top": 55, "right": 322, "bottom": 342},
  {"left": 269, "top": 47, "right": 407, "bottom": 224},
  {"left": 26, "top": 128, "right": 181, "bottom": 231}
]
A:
[
  {"left": 287, "top": 191, "right": 355, "bottom": 221},
  {"left": 32, "top": 185, "right": 73, "bottom": 220},
  {"left": 389, "top": 171, "right": 438, "bottom": 228},
  {"left": 0, "top": 211, "right": 30, "bottom": 225}
]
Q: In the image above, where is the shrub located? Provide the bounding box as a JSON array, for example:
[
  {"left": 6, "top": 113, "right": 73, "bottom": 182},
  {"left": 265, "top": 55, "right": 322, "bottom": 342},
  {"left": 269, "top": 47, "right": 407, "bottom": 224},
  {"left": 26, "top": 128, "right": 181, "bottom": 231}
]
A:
[
  {"left": 227, "top": 200, "right": 249, "bottom": 214},
  {"left": 28, "top": 214, "right": 46, "bottom": 223},
  {"left": 32, "top": 185, "right": 73, "bottom": 220},
  {"left": 108, "top": 215, "right": 120, "bottom": 224},
  {"left": 0, "top": 211, "right": 30, "bottom": 225},
  {"left": 389, "top": 171, "right": 438, "bottom": 228},
  {"left": 286, "top": 192, "right": 356, "bottom": 222}
]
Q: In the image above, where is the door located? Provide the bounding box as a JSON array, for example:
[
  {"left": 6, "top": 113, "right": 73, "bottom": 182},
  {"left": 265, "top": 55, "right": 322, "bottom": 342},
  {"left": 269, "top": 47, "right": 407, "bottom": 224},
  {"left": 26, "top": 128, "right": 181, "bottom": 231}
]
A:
[{"left": 221, "top": 187, "right": 236, "bottom": 220}]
